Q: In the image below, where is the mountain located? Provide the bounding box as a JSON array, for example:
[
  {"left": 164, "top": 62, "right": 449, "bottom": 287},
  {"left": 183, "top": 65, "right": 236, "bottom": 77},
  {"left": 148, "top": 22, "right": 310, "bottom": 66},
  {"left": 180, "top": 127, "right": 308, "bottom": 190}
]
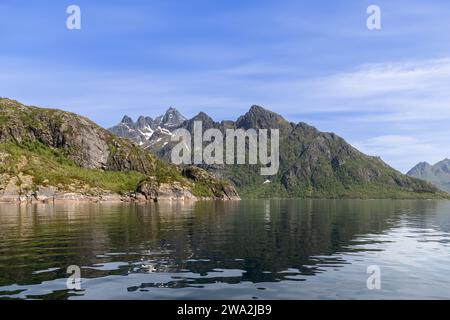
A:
[
  {"left": 159, "top": 107, "right": 188, "bottom": 128},
  {"left": 110, "top": 105, "right": 445, "bottom": 199},
  {"left": 109, "top": 107, "right": 187, "bottom": 145},
  {"left": 407, "top": 159, "right": 450, "bottom": 192},
  {"left": 0, "top": 98, "right": 239, "bottom": 202}
]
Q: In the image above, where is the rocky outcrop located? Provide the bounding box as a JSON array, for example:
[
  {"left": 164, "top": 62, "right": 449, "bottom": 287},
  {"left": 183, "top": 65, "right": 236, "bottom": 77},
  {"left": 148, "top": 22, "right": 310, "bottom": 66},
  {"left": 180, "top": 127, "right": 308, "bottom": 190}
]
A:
[
  {"left": 138, "top": 177, "right": 196, "bottom": 201},
  {"left": 181, "top": 167, "right": 240, "bottom": 200},
  {"left": 137, "top": 168, "right": 240, "bottom": 201},
  {"left": 0, "top": 168, "right": 240, "bottom": 203},
  {"left": 0, "top": 177, "right": 195, "bottom": 203}
]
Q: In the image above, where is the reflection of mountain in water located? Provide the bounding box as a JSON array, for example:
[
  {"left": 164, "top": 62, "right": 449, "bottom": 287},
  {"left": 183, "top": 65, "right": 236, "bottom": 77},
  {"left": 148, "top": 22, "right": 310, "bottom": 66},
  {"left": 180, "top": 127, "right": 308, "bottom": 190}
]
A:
[{"left": 1, "top": 199, "right": 446, "bottom": 297}]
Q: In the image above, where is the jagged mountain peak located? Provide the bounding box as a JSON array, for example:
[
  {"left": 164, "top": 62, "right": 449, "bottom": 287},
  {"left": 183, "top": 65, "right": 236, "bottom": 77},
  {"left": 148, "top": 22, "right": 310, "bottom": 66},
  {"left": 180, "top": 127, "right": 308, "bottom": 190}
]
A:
[
  {"left": 246, "top": 105, "right": 284, "bottom": 119},
  {"left": 136, "top": 116, "right": 154, "bottom": 128},
  {"left": 179, "top": 112, "right": 217, "bottom": 132},
  {"left": 111, "top": 114, "right": 155, "bottom": 145},
  {"left": 236, "top": 105, "right": 290, "bottom": 131},
  {"left": 161, "top": 107, "right": 187, "bottom": 128},
  {"left": 111, "top": 108, "right": 187, "bottom": 146},
  {"left": 249, "top": 105, "right": 272, "bottom": 114},
  {"left": 166, "top": 107, "right": 178, "bottom": 113},
  {"left": 121, "top": 115, "right": 134, "bottom": 124},
  {"left": 136, "top": 116, "right": 146, "bottom": 126},
  {"left": 193, "top": 112, "right": 213, "bottom": 122}
]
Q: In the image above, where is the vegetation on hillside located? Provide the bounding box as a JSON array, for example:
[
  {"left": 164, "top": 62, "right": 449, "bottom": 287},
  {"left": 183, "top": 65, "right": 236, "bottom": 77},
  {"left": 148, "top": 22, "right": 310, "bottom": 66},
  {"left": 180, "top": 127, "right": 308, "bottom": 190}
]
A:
[
  {"left": 0, "top": 141, "right": 146, "bottom": 194},
  {"left": 0, "top": 98, "right": 238, "bottom": 199},
  {"left": 140, "top": 105, "right": 448, "bottom": 199}
]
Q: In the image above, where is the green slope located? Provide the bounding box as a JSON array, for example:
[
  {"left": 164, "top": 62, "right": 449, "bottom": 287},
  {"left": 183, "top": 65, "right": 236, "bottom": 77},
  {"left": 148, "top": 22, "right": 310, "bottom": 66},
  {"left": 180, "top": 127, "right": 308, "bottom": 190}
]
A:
[
  {"left": 0, "top": 98, "right": 238, "bottom": 199},
  {"left": 141, "top": 105, "right": 446, "bottom": 199}
]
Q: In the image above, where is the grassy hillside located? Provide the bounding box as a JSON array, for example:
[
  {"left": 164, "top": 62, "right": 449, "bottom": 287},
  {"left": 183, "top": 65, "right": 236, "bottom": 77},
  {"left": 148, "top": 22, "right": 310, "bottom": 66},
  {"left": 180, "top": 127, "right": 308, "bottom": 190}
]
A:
[
  {"left": 0, "top": 98, "right": 239, "bottom": 200},
  {"left": 0, "top": 141, "right": 146, "bottom": 195}
]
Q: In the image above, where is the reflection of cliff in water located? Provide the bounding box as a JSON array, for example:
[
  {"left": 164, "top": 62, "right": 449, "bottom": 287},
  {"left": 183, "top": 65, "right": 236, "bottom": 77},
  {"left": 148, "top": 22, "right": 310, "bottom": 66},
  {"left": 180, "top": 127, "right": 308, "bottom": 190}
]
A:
[{"left": 0, "top": 200, "right": 445, "bottom": 287}]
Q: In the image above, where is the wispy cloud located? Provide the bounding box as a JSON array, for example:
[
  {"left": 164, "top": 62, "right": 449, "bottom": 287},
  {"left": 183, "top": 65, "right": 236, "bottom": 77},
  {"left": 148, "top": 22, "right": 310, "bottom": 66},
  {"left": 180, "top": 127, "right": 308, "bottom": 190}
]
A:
[
  {"left": 262, "top": 58, "right": 450, "bottom": 116},
  {"left": 355, "top": 135, "right": 447, "bottom": 173}
]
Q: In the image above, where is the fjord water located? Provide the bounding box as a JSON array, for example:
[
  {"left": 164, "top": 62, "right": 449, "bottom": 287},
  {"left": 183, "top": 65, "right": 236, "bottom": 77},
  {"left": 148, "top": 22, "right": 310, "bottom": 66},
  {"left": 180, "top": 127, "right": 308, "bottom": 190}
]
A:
[{"left": 0, "top": 200, "right": 449, "bottom": 300}]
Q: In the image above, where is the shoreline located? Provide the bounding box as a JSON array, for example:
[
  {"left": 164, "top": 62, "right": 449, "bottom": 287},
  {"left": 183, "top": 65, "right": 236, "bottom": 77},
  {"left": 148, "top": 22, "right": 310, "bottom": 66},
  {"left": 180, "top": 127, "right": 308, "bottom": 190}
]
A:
[
  {"left": 1, "top": 195, "right": 448, "bottom": 204},
  {"left": 0, "top": 192, "right": 241, "bottom": 204}
]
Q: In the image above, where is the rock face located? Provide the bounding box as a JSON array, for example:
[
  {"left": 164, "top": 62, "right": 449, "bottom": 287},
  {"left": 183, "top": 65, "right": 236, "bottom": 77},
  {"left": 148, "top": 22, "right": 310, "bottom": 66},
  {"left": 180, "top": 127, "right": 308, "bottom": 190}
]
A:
[
  {"left": 109, "top": 115, "right": 156, "bottom": 146},
  {"left": 137, "top": 167, "right": 240, "bottom": 201},
  {"left": 0, "top": 98, "right": 157, "bottom": 173},
  {"left": 0, "top": 98, "right": 240, "bottom": 202},
  {"left": 35, "top": 186, "right": 57, "bottom": 202},
  {"left": 138, "top": 178, "right": 195, "bottom": 201},
  {"left": 110, "top": 104, "right": 444, "bottom": 199},
  {"left": 408, "top": 159, "right": 450, "bottom": 192},
  {"left": 181, "top": 167, "right": 241, "bottom": 200}
]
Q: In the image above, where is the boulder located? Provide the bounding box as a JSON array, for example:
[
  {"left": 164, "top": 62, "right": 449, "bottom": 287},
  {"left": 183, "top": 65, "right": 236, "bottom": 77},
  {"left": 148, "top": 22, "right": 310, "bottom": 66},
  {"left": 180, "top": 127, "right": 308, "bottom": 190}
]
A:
[
  {"left": 137, "top": 178, "right": 196, "bottom": 201},
  {"left": 54, "top": 193, "right": 88, "bottom": 202},
  {"left": 35, "top": 186, "right": 57, "bottom": 202},
  {"left": 0, "top": 176, "right": 20, "bottom": 202}
]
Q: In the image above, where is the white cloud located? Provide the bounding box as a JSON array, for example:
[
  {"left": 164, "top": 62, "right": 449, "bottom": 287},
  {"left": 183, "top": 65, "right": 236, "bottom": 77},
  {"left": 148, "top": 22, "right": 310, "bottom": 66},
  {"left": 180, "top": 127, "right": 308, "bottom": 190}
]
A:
[
  {"left": 325, "top": 59, "right": 450, "bottom": 98},
  {"left": 260, "top": 58, "right": 450, "bottom": 118}
]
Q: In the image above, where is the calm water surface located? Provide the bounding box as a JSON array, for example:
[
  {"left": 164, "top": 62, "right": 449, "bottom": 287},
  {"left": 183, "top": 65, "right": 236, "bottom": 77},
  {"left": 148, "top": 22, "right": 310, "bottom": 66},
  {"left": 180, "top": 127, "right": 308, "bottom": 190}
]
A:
[{"left": 0, "top": 199, "right": 449, "bottom": 300}]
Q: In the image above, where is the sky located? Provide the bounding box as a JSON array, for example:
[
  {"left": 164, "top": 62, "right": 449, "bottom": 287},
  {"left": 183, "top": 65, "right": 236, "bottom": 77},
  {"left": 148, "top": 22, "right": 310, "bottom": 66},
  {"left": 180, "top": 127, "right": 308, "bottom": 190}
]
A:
[{"left": 1, "top": 0, "right": 450, "bottom": 173}]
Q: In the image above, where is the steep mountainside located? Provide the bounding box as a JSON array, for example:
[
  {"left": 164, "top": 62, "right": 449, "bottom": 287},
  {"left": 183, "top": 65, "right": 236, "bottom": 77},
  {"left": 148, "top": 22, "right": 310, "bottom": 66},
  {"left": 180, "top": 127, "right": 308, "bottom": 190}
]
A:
[
  {"left": 0, "top": 98, "right": 239, "bottom": 202},
  {"left": 111, "top": 105, "right": 444, "bottom": 199},
  {"left": 408, "top": 159, "right": 450, "bottom": 192}
]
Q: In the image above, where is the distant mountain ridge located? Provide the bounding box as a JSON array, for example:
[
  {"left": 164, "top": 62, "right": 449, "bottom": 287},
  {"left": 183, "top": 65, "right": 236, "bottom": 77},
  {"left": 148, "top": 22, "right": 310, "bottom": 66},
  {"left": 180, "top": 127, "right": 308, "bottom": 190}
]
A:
[
  {"left": 109, "top": 105, "right": 444, "bottom": 199},
  {"left": 407, "top": 159, "right": 450, "bottom": 192},
  {"left": 109, "top": 107, "right": 187, "bottom": 145}
]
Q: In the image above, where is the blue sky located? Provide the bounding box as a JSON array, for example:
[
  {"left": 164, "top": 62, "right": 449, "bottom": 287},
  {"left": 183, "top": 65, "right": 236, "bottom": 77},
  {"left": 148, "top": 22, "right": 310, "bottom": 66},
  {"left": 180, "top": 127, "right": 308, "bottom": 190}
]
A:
[{"left": 1, "top": 0, "right": 450, "bottom": 172}]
